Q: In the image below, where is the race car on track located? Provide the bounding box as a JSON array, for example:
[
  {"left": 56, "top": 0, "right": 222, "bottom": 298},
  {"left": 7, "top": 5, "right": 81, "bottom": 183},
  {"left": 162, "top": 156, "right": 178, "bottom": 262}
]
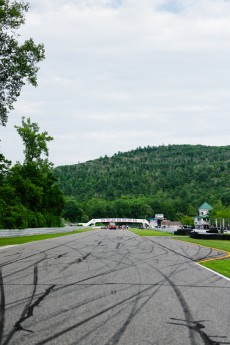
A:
[{"left": 108, "top": 222, "right": 116, "bottom": 230}]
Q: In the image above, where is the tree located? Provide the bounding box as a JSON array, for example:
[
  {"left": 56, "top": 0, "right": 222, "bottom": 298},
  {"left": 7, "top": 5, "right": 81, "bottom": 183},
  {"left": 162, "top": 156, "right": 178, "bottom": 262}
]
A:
[
  {"left": 0, "top": 0, "right": 45, "bottom": 126},
  {"left": 62, "top": 197, "right": 83, "bottom": 222},
  {"left": 221, "top": 190, "right": 230, "bottom": 207},
  {"left": 15, "top": 117, "right": 53, "bottom": 165},
  {"left": 180, "top": 215, "right": 194, "bottom": 226},
  {"left": 0, "top": 117, "right": 64, "bottom": 229},
  {"left": 210, "top": 201, "right": 230, "bottom": 219},
  {"left": 0, "top": 152, "right": 11, "bottom": 183}
]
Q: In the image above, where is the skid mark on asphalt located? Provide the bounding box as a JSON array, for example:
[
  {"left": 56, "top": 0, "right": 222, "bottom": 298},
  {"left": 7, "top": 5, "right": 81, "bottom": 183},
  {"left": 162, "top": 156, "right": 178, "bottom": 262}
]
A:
[
  {"left": 103, "top": 248, "right": 143, "bottom": 345},
  {"left": 2, "top": 265, "right": 55, "bottom": 345},
  {"left": 35, "top": 236, "right": 158, "bottom": 344},
  {"left": 2, "top": 232, "right": 230, "bottom": 345},
  {"left": 56, "top": 253, "right": 68, "bottom": 259},
  {"left": 129, "top": 241, "right": 203, "bottom": 344},
  {"left": 0, "top": 252, "right": 22, "bottom": 269},
  {"left": 75, "top": 238, "right": 187, "bottom": 345},
  {"left": 104, "top": 282, "right": 165, "bottom": 345},
  {"left": 168, "top": 318, "right": 230, "bottom": 345},
  {"left": 173, "top": 238, "right": 228, "bottom": 262},
  {"left": 2, "top": 251, "right": 47, "bottom": 280},
  {"left": 137, "top": 239, "right": 229, "bottom": 345},
  {"left": 14, "top": 284, "right": 55, "bottom": 333},
  {"left": 98, "top": 235, "right": 174, "bottom": 345},
  {"left": 56, "top": 248, "right": 147, "bottom": 344},
  {"left": 116, "top": 242, "right": 121, "bottom": 249},
  {"left": 36, "top": 284, "right": 160, "bottom": 345},
  {"left": 0, "top": 230, "right": 96, "bottom": 270},
  {"left": 144, "top": 237, "right": 223, "bottom": 263},
  {"left": 2, "top": 265, "right": 38, "bottom": 344}
]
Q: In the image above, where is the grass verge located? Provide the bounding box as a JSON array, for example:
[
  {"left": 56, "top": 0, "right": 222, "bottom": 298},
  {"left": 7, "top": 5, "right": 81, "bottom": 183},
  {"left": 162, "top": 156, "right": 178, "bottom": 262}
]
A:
[
  {"left": 129, "top": 228, "right": 172, "bottom": 236},
  {"left": 174, "top": 237, "right": 230, "bottom": 278},
  {"left": 0, "top": 228, "right": 93, "bottom": 246},
  {"left": 201, "top": 259, "right": 230, "bottom": 279}
]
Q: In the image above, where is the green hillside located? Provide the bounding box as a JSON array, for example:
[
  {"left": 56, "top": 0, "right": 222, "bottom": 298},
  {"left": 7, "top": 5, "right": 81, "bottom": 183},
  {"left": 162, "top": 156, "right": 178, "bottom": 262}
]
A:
[{"left": 53, "top": 145, "right": 230, "bottom": 222}]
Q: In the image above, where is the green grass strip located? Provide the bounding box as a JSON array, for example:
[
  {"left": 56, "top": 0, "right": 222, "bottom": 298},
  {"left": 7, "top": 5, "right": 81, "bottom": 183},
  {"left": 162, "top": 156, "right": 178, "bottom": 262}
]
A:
[
  {"left": 0, "top": 228, "right": 93, "bottom": 246},
  {"left": 201, "top": 259, "right": 230, "bottom": 279},
  {"left": 129, "top": 228, "right": 173, "bottom": 236}
]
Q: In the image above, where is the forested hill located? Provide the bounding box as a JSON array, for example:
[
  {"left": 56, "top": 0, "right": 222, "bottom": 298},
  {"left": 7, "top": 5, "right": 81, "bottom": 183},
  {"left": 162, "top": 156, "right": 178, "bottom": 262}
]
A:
[{"left": 54, "top": 145, "right": 230, "bottom": 207}]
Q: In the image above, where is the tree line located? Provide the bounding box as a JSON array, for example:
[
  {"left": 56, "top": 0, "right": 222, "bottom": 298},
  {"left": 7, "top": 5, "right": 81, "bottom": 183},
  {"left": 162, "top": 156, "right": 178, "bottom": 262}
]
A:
[{"left": 55, "top": 145, "right": 230, "bottom": 224}]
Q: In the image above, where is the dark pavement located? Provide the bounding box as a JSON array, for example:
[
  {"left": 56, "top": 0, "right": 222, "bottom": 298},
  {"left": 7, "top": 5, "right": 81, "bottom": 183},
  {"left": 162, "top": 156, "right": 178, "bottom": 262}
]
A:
[{"left": 0, "top": 229, "right": 230, "bottom": 345}]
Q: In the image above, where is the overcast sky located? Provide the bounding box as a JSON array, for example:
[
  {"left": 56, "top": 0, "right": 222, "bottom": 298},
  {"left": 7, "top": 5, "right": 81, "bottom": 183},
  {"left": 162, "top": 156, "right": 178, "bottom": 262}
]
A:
[{"left": 1, "top": 0, "right": 230, "bottom": 167}]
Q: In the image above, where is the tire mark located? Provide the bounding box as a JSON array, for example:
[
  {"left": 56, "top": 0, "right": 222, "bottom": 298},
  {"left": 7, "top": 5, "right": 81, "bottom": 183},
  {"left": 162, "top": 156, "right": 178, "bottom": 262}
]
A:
[
  {"left": 58, "top": 252, "right": 91, "bottom": 273},
  {"left": 174, "top": 241, "right": 202, "bottom": 260},
  {"left": 4, "top": 232, "right": 226, "bottom": 344},
  {"left": 3, "top": 252, "right": 47, "bottom": 279},
  {"left": 2, "top": 264, "right": 55, "bottom": 344},
  {"left": 104, "top": 278, "right": 166, "bottom": 345},
  {"left": 4, "top": 280, "right": 230, "bottom": 319},
  {"left": 135, "top": 252, "right": 198, "bottom": 344},
  {"left": 116, "top": 242, "right": 121, "bottom": 249},
  {"left": 2, "top": 264, "right": 39, "bottom": 345},
  {"left": 14, "top": 284, "right": 55, "bottom": 333},
  {"left": 0, "top": 253, "right": 22, "bottom": 268},
  {"left": 103, "top": 244, "right": 144, "bottom": 345},
  {"left": 168, "top": 318, "right": 228, "bottom": 345},
  {"left": 93, "top": 234, "right": 166, "bottom": 345},
  {"left": 69, "top": 305, "right": 129, "bottom": 345},
  {"left": 36, "top": 232, "right": 151, "bottom": 344},
  {"left": 0, "top": 230, "right": 97, "bottom": 269},
  {"left": 56, "top": 253, "right": 68, "bottom": 259},
  {"left": 70, "top": 281, "right": 160, "bottom": 345},
  {"left": 144, "top": 237, "right": 223, "bottom": 263},
  {"left": 173, "top": 239, "right": 224, "bottom": 262},
  {"left": 49, "top": 284, "right": 131, "bottom": 320},
  {"left": 52, "top": 239, "right": 168, "bottom": 295},
  {"left": 139, "top": 247, "right": 224, "bottom": 345},
  {"left": 36, "top": 284, "right": 157, "bottom": 345},
  {"left": 58, "top": 239, "right": 139, "bottom": 281},
  {"left": 39, "top": 251, "right": 167, "bottom": 345},
  {"left": 143, "top": 237, "right": 197, "bottom": 261}
]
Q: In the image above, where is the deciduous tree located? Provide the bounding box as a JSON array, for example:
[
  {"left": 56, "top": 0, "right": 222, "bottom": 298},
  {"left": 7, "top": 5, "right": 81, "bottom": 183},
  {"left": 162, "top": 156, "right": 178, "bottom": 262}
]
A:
[
  {"left": 15, "top": 117, "right": 53, "bottom": 165},
  {"left": 0, "top": 0, "right": 45, "bottom": 125},
  {"left": 0, "top": 117, "right": 64, "bottom": 229}
]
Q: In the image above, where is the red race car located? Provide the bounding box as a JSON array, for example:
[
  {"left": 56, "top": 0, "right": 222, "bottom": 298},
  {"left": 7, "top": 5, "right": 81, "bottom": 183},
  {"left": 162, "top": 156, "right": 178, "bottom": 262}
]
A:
[{"left": 108, "top": 222, "right": 116, "bottom": 230}]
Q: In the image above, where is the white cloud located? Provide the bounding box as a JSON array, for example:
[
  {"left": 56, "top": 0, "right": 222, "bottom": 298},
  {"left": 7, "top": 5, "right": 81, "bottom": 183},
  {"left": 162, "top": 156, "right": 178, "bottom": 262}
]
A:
[{"left": 1, "top": 0, "right": 230, "bottom": 166}]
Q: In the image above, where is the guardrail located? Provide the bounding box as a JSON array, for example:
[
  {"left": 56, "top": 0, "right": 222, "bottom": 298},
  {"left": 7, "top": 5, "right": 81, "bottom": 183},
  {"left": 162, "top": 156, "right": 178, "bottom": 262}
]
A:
[{"left": 0, "top": 226, "right": 83, "bottom": 237}]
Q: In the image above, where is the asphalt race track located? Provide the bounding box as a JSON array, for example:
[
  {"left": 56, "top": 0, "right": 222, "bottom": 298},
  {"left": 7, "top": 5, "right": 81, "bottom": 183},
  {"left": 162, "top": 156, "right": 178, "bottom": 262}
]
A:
[{"left": 0, "top": 229, "right": 230, "bottom": 345}]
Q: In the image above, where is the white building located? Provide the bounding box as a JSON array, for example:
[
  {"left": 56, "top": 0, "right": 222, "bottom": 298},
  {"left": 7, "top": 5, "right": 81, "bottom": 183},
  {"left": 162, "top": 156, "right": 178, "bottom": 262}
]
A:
[{"left": 194, "top": 202, "right": 213, "bottom": 229}]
